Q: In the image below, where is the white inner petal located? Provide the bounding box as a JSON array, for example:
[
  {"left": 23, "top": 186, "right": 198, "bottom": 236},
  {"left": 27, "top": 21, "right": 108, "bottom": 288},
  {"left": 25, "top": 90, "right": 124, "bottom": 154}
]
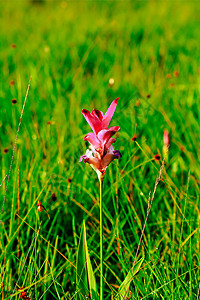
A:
[{"left": 85, "top": 148, "right": 93, "bottom": 158}]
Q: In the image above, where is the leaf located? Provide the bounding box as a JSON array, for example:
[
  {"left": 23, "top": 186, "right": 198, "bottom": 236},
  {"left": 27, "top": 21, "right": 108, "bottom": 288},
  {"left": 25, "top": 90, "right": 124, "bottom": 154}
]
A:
[
  {"left": 117, "top": 257, "right": 144, "bottom": 299},
  {"left": 76, "top": 220, "right": 98, "bottom": 299}
]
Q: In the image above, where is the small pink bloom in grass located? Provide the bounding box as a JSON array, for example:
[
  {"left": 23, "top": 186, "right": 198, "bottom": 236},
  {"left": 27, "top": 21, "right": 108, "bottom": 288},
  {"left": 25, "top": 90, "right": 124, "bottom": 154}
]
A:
[
  {"left": 163, "top": 129, "right": 170, "bottom": 159},
  {"left": 163, "top": 129, "right": 169, "bottom": 147},
  {"left": 80, "top": 98, "right": 121, "bottom": 181}
]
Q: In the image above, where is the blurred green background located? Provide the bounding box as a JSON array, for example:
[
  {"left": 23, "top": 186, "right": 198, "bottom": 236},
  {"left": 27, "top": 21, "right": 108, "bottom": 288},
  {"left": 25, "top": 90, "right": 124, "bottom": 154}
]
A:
[{"left": 0, "top": 0, "right": 200, "bottom": 299}]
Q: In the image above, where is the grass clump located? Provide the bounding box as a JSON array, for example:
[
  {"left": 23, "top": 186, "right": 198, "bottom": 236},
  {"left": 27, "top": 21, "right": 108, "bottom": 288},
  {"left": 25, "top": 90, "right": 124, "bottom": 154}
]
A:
[{"left": 0, "top": 1, "right": 200, "bottom": 299}]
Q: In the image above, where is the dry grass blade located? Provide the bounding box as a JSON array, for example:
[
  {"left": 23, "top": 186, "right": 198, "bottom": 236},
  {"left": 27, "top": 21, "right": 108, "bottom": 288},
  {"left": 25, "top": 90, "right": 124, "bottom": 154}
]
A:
[
  {"left": 0, "top": 175, "right": 7, "bottom": 187},
  {"left": 10, "top": 234, "right": 36, "bottom": 299},
  {"left": 132, "top": 151, "right": 167, "bottom": 272},
  {"left": 0, "top": 77, "right": 31, "bottom": 224},
  {"left": 197, "top": 283, "right": 200, "bottom": 300}
]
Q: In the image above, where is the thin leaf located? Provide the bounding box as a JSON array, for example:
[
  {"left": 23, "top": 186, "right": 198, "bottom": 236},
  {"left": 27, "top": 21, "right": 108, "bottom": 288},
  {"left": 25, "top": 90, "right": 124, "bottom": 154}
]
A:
[
  {"left": 117, "top": 257, "right": 144, "bottom": 299},
  {"left": 76, "top": 220, "right": 98, "bottom": 300}
]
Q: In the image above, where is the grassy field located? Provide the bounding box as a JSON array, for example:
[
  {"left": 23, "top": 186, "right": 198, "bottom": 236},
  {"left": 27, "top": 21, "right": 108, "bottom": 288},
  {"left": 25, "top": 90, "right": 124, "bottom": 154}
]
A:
[{"left": 0, "top": 1, "right": 200, "bottom": 299}]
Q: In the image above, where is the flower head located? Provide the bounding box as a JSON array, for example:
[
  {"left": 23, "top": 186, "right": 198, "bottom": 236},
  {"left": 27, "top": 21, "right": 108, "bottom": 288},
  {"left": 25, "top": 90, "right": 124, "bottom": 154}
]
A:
[
  {"left": 80, "top": 98, "right": 121, "bottom": 181},
  {"left": 81, "top": 97, "right": 119, "bottom": 135}
]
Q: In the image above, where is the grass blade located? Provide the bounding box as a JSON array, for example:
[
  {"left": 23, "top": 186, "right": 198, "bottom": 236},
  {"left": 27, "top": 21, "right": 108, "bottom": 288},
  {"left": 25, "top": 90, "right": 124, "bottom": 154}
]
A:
[
  {"left": 117, "top": 257, "right": 144, "bottom": 299},
  {"left": 76, "top": 220, "right": 98, "bottom": 299}
]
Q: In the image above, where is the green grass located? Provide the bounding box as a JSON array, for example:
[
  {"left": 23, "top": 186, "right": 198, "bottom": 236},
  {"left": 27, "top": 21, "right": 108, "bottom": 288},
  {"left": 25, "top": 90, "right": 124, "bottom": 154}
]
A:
[{"left": 0, "top": 0, "right": 200, "bottom": 299}]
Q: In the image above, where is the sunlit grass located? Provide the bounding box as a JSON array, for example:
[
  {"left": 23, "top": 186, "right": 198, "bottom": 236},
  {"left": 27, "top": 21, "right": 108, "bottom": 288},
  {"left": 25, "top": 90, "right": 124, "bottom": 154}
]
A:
[{"left": 0, "top": 0, "right": 200, "bottom": 299}]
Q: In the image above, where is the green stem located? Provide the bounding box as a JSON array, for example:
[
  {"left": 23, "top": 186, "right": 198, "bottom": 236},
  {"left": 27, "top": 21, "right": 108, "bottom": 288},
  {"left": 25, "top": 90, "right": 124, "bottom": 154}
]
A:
[{"left": 100, "top": 178, "right": 103, "bottom": 300}]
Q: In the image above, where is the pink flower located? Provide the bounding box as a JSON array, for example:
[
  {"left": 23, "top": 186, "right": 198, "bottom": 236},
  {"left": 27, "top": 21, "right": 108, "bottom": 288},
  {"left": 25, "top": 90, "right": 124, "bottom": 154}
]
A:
[
  {"left": 163, "top": 129, "right": 169, "bottom": 147},
  {"left": 81, "top": 98, "right": 119, "bottom": 135},
  {"left": 80, "top": 98, "right": 121, "bottom": 181}
]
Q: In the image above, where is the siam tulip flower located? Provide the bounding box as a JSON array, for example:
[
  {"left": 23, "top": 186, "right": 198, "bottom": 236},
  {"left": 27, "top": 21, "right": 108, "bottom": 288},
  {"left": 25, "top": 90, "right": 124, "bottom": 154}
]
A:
[{"left": 80, "top": 98, "right": 121, "bottom": 181}]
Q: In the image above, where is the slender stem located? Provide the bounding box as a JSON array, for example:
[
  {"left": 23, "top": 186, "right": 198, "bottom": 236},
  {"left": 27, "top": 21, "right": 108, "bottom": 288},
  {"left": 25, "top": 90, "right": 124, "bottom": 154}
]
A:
[{"left": 99, "top": 179, "right": 103, "bottom": 300}]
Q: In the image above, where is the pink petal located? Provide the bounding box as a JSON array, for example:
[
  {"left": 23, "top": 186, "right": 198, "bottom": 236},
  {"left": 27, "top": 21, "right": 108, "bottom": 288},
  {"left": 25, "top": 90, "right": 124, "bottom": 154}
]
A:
[
  {"left": 81, "top": 109, "right": 102, "bottom": 134},
  {"left": 108, "top": 126, "right": 121, "bottom": 132},
  {"left": 79, "top": 155, "right": 89, "bottom": 163},
  {"left": 102, "top": 98, "right": 119, "bottom": 129},
  {"left": 101, "top": 150, "right": 121, "bottom": 169},
  {"left": 91, "top": 109, "right": 104, "bottom": 121},
  {"left": 104, "top": 138, "right": 116, "bottom": 152},
  {"left": 97, "top": 126, "right": 120, "bottom": 144},
  {"left": 101, "top": 153, "right": 116, "bottom": 169},
  {"left": 84, "top": 133, "right": 103, "bottom": 153},
  {"left": 79, "top": 154, "right": 100, "bottom": 169},
  {"left": 88, "top": 157, "right": 100, "bottom": 169}
]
